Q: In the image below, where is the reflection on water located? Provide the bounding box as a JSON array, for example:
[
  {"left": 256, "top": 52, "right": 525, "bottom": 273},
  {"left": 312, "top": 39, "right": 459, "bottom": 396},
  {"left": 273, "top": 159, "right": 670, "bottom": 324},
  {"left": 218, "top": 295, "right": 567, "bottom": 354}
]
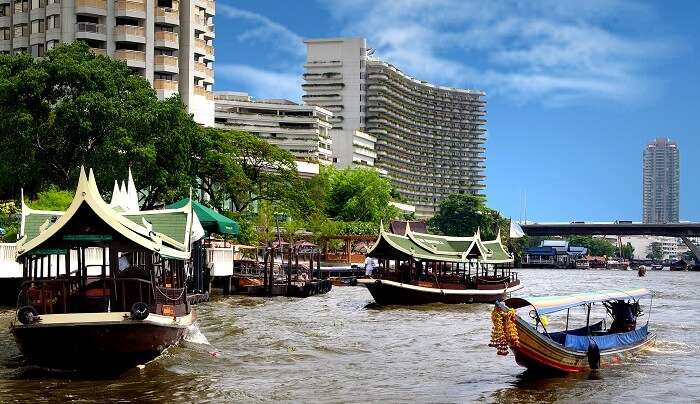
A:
[{"left": 0, "top": 269, "right": 698, "bottom": 403}]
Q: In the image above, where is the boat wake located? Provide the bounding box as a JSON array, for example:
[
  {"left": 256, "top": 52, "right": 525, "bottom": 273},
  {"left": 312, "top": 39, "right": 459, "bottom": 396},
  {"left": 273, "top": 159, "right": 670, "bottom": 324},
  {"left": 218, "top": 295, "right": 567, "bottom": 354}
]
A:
[
  {"left": 184, "top": 323, "right": 211, "bottom": 345},
  {"left": 650, "top": 340, "right": 696, "bottom": 355}
]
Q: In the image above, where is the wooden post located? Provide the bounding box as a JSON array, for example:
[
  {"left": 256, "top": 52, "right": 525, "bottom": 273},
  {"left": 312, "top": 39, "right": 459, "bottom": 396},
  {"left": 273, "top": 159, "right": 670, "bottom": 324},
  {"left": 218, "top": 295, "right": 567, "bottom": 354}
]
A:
[{"left": 287, "top": 246, "right": 292, "bottom": 290}]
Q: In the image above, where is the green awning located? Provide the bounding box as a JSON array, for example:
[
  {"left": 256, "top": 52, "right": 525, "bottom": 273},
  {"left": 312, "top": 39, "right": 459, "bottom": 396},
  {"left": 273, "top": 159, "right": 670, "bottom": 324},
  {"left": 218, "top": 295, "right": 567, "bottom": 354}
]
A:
[{"left": 167, "top": 199, "right": 240, "bottom": 236}]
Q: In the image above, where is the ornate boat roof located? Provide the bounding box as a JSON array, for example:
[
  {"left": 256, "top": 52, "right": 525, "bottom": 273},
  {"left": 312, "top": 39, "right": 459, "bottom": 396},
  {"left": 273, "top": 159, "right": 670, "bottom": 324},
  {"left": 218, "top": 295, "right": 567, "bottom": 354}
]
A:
[
  {"left": 16, "top": 167, "right": 195, "bottom": 259},
  {"left": 367, "top": 222, "right": 514, "bottom": 264},
  {"left": 505, "top": 288, "right": 652, "bottom": 315}
]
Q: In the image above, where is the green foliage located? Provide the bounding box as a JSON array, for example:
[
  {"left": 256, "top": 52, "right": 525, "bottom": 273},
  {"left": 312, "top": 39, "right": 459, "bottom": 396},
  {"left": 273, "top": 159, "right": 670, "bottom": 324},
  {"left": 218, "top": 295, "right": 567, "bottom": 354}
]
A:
[
  {"left": 27, "top": 186, "right": 73, "bottom": 211},
  {"left": 325, "top": 167, "right": 400, "bottom": 222},
  {"left": 428, "top": 193, "right": 503, "bottom": 239},
  {"left": 566, "top": 236, "right": 617, "bottom": 257},
  {"left": 647, "top": 242, "right": 663, "bottom": 261},
  {"left": 0, "top": 201, "right": 18, "bottom": 242},
  {"left": 199, "top": 128, "right": 300, "bottom": 213},
  {"left": 223, "top": 211, "right": 257, "bottom": 246},
  {"left": 621, "top": 242, "right": 635, "bottom": 259}
]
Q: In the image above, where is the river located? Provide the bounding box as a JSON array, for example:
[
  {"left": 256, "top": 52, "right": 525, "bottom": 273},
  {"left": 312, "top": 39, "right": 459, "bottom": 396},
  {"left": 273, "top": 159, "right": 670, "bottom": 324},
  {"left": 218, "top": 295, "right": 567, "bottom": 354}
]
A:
[{"left": 0, "top": 269, "right": 697, "bottom": 403}]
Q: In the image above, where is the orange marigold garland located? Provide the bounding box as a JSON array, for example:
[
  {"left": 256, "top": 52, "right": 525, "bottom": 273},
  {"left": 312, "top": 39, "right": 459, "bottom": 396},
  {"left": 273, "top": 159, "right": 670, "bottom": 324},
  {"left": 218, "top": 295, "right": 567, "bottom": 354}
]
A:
[
  {"left": 490, "top": 307, "right": 520, "bottom": 356},
  {"left": 489, "top": 307, "right": 503, "bottom": 348}
]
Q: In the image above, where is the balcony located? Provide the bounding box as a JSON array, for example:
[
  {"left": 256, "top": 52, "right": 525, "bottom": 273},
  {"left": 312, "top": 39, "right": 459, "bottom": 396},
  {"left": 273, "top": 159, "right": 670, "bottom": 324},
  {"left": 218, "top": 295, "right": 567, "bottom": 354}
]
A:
[
  {"left": 194, "top": 61, "right": 213, "bottom": 82},
  {"left": 154, "top": 79, "right": 178, "bottom": 99},
  {"left": 154, "top": 6, "right": 179, "bottom": 26},
  {"left": 114, "top": 25, "right": 145, "bottom": 43},
  {"left": 114, "top": 49, "right": 145, "bottom": 68},
  {"left": 0, "top": 40, "right": 10, "bottom": 53},
  {"left": 196, "top": 0, "right": 215, "bottom": 15},
  {"left": 115, "top": 0, "right": 146, "bottom": 19},
  {"left": 154, "top": 31, "right": 178, "bottom": 49},
  {"left": 194, "top": 14, "right": 214, "bottom": 38},
  {"left": 12, "top": 36, "right": 29, "bottom": 49},
  {"left": 75, "top": 22, "right": 106, "bottom": 41},
  {"left": 154, "top": 54, "right": 178, "bottom": 74},
  {"left": 75, "top": 0, "right": 107, "bottom": 16},
  {"left": 193, "top": 86, "right": 213, "bottom": 100},
  {"left": 89, "top": 47, "right": 107, "bottom": 56},
  {"left": 194, "top": 38, "right": 214, "bottom": 61},
  {"left": 0, "top": 16, "right": 9, "bottom": 28}
]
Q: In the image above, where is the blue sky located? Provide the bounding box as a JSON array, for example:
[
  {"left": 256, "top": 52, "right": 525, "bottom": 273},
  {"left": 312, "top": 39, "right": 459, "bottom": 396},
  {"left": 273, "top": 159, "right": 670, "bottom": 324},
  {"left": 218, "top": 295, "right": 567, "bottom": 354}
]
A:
[{"left": 213, "top": 0, "right": 700, "bottom": 222}]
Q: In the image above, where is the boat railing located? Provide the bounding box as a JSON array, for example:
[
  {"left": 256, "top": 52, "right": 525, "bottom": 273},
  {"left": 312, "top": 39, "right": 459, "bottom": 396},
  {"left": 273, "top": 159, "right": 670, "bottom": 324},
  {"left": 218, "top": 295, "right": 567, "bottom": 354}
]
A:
[{"left": 16, "top": 277, "right": 156, "bottom": 315}]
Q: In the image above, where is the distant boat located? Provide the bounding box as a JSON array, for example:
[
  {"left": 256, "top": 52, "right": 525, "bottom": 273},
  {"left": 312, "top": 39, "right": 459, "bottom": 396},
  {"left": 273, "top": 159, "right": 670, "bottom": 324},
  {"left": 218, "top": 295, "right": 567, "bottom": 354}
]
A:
[
  {"left": 358, "top": 225, "right": 522, "bottom": 305},
  {"left": 491, "top": 288, "right": 656, "bottom": 373}
]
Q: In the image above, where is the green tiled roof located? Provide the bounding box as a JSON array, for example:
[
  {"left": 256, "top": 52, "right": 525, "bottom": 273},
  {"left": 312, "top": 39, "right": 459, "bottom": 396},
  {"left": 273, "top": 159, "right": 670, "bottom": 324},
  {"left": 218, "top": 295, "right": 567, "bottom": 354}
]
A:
[
  {"left": 482, "top": 240, "right": 511, "bottom": 263},
  {"left": 24, "top": 213, "right": 63, "bottom": 243},
  {"left": 123, "top": 212, "right": 188, "bottom": 244}
]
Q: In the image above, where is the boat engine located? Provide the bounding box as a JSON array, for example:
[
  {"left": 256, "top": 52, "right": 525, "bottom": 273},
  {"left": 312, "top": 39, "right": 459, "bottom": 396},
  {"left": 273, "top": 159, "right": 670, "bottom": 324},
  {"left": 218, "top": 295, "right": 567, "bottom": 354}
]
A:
[
  {"left": 130, "top": 302, "right": 150, "bottom": 320},
  {"left": 587, "top": 339, "right": 601, "bottom": 369},
  {"left": 17, "top": 306, "right": 39, "bottom": 325}
]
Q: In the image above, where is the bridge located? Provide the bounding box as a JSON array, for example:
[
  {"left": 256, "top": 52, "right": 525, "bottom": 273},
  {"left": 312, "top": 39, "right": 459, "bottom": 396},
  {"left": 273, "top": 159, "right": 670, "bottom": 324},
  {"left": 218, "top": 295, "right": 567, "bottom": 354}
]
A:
[{"left": 520, "top": 222, "right": 700, "bottom": 259}]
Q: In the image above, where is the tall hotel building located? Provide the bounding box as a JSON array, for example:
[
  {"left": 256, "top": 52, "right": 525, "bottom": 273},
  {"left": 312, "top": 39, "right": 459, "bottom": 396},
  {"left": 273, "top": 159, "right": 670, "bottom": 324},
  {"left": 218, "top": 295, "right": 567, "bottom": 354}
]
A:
[
  {"left": 303, "top": 37, "right": 486, "bottom": 217},
  {"left": 0, "top": 0, "right": 215, "bottom": 125},
  {"left": 643, "top": 137, "right": 680, "bottom": 224}
]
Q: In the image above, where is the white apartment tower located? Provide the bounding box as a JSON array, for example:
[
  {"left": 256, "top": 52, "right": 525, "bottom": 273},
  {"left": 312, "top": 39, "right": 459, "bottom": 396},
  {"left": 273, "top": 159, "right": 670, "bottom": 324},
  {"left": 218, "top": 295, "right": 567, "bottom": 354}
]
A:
[
  {"left": 303, "top": 37, "right": 486, "bottom": 217},
  {"left": 0, "top": 0, "right": 215, "bottom": 125}
]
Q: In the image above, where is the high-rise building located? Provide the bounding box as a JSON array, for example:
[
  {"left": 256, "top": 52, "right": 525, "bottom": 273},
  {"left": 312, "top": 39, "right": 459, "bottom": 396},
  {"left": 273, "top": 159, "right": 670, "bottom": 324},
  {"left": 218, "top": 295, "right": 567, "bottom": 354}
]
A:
[
  {"left": 0, "top": 0, "right": 215, "bottom": 125},
  {"left": 214, "top": 91, "right": 333, "bottom": 178},
  {"left": 303, "top": 37, "right": 486, "bottom": 217},
  {"left": 643, "top": 137, "right": 680, "bottom": 223}
]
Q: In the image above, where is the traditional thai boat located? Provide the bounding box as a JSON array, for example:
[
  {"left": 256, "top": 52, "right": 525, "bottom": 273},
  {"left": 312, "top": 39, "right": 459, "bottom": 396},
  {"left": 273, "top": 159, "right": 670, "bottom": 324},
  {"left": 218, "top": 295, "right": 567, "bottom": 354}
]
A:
[
  {"left": 358, "top": 224, "right": 522, "bottom": 305},
  {"left": 11, "top": 168, "right": 198, "bottom": 369},
  {"left": 490, "top": 288, "right": 656, "bottom": 373}
]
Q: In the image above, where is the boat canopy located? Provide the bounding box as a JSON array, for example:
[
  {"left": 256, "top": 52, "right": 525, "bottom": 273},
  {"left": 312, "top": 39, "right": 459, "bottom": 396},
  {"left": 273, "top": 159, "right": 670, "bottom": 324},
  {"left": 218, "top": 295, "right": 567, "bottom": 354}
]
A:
[
  {"left": 504, "top": 288, "right": 652, "bottom": 315},
  {"left": 367, "top": 223, "right": 513, "bottom": 264},
  {"left": 167, "top": 199, "right": 240, "bottom": 236}
]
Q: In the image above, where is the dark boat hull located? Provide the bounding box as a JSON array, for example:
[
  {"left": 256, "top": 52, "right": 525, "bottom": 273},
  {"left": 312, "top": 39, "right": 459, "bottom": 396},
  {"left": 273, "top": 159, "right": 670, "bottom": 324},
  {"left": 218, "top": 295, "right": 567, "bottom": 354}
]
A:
[
  {"left": 11, "top": 312, "right": 192, "bottom": 369},
  {"left": 359, "top": 279, "right": 522, "bottom": 305}
]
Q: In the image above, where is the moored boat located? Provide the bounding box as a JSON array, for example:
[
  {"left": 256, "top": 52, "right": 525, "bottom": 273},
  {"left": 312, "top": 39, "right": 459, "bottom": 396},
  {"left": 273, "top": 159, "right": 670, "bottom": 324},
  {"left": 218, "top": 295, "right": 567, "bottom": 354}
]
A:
[
  {"left": 358, "top": 224, "right": 522, "bottom": 305},
  {"left": 10, "top": 168, "right": 198, "bottom": 369},
  {"left": 490, "top": 288, "right": 656, "bottom": 373}
]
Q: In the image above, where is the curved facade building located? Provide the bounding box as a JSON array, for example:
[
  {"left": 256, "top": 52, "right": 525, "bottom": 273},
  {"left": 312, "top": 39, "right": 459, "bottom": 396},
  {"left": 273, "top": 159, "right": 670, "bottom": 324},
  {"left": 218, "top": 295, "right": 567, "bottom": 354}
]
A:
[{"left": 303, "top": 37, "right": 486, "bottom": 217}]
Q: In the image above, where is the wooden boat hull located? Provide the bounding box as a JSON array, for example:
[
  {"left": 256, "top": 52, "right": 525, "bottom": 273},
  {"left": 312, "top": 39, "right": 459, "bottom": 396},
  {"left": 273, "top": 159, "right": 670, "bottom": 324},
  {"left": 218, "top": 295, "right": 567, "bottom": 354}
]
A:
[
  {"left": 495, "top": 302, "right": 656, "bottom": 373},
  {"left": 11, "top": 311, "right": 193, "bottom": 369},
  {"left": 359, "top": 278, "right": 523, "bottom": 305}
]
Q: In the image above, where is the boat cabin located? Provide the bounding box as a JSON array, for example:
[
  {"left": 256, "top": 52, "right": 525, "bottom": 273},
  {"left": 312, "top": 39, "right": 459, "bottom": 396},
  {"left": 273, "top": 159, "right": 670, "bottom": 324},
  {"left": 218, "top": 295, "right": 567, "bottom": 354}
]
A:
[
  {"left": 14, "top": 168, "right": 196, "bottom": 321},
  {"left": 367, "top": 224, "right": 517, "bottom": 290}
]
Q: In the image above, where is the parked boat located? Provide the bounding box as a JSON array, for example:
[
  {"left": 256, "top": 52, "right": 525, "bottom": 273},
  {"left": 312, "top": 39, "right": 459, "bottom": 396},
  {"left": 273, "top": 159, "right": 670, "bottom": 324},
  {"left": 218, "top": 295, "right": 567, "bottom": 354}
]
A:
[
  {"left": 358, "top": 224, "right": 522, "bottom": 305},
  {"left": 670, "top": 259, "right": 689, "bottom": 271},
  {"left": 10, "top": 168, "right": 197, "bottom": 369},
  {"left": 575, "top": 258, "right": 590, "bottom": 270},
  {"left": 490, "top": 288, "right": 656, "bottom": 373}
]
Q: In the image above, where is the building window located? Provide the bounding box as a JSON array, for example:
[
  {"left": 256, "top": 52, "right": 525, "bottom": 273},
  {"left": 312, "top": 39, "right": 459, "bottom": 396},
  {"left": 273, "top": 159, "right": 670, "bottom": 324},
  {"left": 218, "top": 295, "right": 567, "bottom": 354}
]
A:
[
  {"left": 30, "top": 43, "right": 44, "bottom": 57},
  {"left": 31, "top": 0, "right": 45, "bottom": 9},
  {"left": 1, "top": 27, "right": 10, "bottom": 40},
  {"left": 14, "top": 23, "right": 29, "bottom": 37},
  {"left": 45, "top": 39, "right": 59, "bottom": 50},
  {"left": 14, "top": 0, "right": 29, "bottom": 13},
  {"left": 0, "top": 4, "right": 10, "bottom": 16},
  {"left": 46, "top": 15, "right": 60, "bottom": 30},
  {"left": 31, "top": 19, "right": 44, "bottom": 34}
]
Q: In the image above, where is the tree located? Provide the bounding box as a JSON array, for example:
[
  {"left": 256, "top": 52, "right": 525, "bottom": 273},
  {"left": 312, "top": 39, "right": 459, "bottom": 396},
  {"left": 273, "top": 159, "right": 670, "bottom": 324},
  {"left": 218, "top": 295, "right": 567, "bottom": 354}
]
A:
[
  {"left": 325, "top": 167, "right": 400, "bottom": 222},
  {"left": 566, "top": 235, "right": 617, "bottom": 257},
  {"left": 428, "top": 193, "right": 502, "bottom": 238},
  {"left": 621, "top": 242, "right": 635, "bottom": 260},
  {"left": 198, "top": 128, "right": 300, "bottom": 213},
  {"left": 0, "top": 42, "right": 201, "bottom": 206},
  {"left": 647, "top": 242, "right": 663, "bottom": 261}
]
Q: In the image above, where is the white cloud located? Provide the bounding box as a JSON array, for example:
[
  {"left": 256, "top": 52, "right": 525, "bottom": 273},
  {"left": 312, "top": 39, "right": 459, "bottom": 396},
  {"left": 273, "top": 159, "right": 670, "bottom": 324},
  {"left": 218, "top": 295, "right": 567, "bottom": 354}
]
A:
[
  {"left": 319, "top": 0, "right": 678, "bottom": 106},
  {"left": 217, "top": 3, "right": 305, "bottom": 57},
  {"left": 216, "top": 64, "right": 303, "bottom": 102}
]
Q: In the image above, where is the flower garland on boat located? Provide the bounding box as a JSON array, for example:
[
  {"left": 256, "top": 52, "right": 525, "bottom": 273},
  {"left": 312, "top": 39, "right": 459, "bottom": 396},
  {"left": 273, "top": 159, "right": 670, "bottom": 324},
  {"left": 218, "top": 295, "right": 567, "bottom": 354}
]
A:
[{"left": 489, "top": 307, "right": 520, "bottom": 355}]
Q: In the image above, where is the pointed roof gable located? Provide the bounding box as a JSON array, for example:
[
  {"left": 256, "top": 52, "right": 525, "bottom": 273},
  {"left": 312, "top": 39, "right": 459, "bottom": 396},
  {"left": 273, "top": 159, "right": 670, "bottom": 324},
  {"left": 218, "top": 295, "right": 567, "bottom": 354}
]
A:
[{"left": 16, "top": 168, "right": 191, "bottom": 259}]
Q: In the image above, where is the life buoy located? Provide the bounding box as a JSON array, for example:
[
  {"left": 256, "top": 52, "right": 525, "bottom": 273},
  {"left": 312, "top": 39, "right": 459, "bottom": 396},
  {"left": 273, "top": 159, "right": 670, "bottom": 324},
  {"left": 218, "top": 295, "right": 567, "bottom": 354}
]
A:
[
  {"left": 130, "top": 302, "right": 150, "bottom": 320},
  {"left": 17, "top": 306, "right": 39, "bottom": 325}
]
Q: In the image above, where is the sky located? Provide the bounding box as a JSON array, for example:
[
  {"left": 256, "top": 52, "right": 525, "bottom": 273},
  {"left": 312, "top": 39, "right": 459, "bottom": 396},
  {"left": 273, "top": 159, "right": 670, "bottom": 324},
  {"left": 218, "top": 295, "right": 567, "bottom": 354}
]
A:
[{"left": 213, "top": 0, "right": 700, "bottom": 223}]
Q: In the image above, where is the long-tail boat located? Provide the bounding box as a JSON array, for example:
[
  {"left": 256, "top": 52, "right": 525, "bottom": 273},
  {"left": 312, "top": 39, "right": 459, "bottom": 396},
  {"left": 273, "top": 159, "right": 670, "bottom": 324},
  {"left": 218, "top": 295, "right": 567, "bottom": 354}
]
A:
[
  {"left": 490, "top": 288, "right": 656, "bottom": 373},
  {"left": 11, "top": 168, "right": 197, "bottom": 369},
  {"left": 358, "top": 223, "right": 522, "bottom": 305}
]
